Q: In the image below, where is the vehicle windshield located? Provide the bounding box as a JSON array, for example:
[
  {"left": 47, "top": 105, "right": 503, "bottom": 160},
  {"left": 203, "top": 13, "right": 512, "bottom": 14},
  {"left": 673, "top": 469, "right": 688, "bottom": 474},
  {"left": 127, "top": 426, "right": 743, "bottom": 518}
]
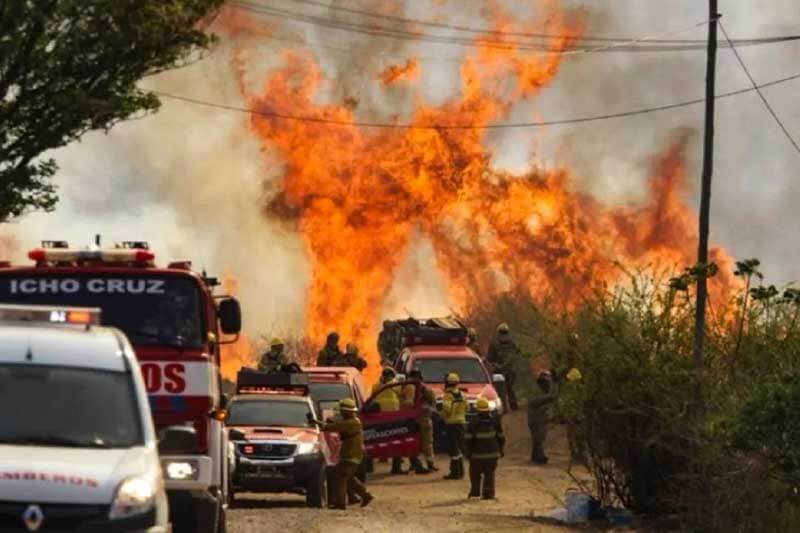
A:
[
  {"left": 0, "top": 364, "right": 143, "bottom": 448},
  {"left": 412, "top": 357, "right": 488, "bottom": 384},
  {"left": 227, "top": 399, "right": 313, "bottom": 427},
  {"left": 308, "top": 382, "right": 351, "bottom": 402},
  {"left": 0, "top": 274, "right": 203, "bottom": 348}
]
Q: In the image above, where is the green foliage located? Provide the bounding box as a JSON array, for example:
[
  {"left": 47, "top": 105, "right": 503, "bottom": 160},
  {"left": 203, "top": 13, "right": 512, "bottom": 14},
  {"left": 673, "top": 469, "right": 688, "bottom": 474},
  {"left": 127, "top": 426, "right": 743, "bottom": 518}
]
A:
[
  {"left": 466, "top": 261, "right": 800, "bottom": 530},
  {"left": 0, "top": 0, "right": 223, "bottom": 220}
]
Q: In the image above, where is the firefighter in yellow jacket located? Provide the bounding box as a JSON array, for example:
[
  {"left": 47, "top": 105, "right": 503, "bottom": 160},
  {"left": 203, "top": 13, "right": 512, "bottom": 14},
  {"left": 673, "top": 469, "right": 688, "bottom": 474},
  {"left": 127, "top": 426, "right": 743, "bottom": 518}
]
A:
[
  {"left": 372, "top": 367, "right": 404, "bottom": 474},
  {"left": 442, "top": 372, "right": 467, "bottom": 480},
  {"left": 317, "top": 398, "right": 374, "bottom": 510},
  {"left": 464, "top": 397, "right": 505, "bottom": 499}
]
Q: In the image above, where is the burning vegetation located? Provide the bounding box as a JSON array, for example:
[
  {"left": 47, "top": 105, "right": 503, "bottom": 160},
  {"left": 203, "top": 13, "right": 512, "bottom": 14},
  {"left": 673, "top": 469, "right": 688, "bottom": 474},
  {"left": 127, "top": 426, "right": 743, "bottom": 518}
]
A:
[{"left": 217, "top": 2, "right": 733, "bottom": 378}]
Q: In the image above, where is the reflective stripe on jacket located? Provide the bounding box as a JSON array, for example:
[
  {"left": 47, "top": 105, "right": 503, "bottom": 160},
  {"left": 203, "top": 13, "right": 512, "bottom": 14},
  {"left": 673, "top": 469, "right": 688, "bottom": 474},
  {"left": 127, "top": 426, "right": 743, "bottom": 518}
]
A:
[{"left": 464, "top": 413, "right": 505, "bottom": 459}]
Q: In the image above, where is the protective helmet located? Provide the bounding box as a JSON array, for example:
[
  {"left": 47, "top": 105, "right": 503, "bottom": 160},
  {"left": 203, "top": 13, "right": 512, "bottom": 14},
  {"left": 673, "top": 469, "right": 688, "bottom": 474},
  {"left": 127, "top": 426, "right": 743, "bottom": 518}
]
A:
[
  {"left": 476, "top": 397, "right": 491, "bottom": 412},
  {"left": 497, "top": 323, "right": 510, "bottom": 334},
  {"left": 566, "top": 367, "right": 583, "bottom": 382},
  {"left": 327, "top": 331, "right": 340, "bottom": 342},
  {"left": 445, "top": 372, "right": 460, "bottom": 385},
  {"left": 270, "top": 337, "right": 284, "bottom": 347},
  {"left": 339, "top": 398, "right": 358, "bottom": 412},
  {"left": 346, "top": 342, "right": 358, "bottom": 355},
  {"left": 381, "top": 367, "right": 396, "bottom": 378}
]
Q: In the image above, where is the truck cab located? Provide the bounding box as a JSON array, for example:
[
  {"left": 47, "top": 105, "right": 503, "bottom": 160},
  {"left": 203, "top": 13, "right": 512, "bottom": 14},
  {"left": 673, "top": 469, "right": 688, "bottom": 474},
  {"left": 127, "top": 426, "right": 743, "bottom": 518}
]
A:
[
  {"left": 0, "top": 305, "right": 169, "bottom": 532},
  {"left": 0, "top": 241, "right": 241, "bottom": 533},
  {"left": 226, "top": 369, "right": 330, "bottom": 508}
]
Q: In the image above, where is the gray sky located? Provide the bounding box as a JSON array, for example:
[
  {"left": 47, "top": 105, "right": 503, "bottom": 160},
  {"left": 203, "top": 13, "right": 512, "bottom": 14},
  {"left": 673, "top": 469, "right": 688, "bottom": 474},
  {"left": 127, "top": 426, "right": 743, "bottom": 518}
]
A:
[{"left": 3, "top": 0, "right": 799, "bottom": 332}]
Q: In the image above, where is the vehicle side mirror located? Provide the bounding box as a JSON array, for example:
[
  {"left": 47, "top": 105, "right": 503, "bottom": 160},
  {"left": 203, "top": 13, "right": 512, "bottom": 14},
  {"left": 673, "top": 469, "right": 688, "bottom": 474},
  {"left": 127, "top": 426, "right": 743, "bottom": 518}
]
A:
[
  {"left": 492, "top": 373, "right": 506, "bottom": 383},
  {"left": 218, "top": 298, "right": 242, "bottom": 335},
  {"left": 159, "top": 425, "right": 198, "bottom": 454},
  {"left": 228, "top": 428, "right": 246, "bottom": 441}
]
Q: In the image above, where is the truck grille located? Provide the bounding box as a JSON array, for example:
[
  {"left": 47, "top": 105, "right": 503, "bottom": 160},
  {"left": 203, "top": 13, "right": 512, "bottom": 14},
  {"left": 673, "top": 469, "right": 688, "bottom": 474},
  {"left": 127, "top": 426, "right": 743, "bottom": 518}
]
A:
[
  {"left": 238, "top": 442, "right": 296, "bottom": 459},
  {"left": 0, "top": 501, "right": 107, "bottom": 531}
]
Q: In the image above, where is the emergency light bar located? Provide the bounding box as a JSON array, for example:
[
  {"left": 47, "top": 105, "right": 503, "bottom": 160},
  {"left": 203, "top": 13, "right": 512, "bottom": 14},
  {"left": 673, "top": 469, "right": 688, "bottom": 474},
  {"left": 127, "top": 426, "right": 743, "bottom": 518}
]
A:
[
  {"left": 28, "top": 247, "right": 155, "bottom": 264},
  {"left": 0, "top": 304, "right": 101, "bottom": 326},
  {"left": 236, "top": 368, "right": 310, "bottom": 394}
]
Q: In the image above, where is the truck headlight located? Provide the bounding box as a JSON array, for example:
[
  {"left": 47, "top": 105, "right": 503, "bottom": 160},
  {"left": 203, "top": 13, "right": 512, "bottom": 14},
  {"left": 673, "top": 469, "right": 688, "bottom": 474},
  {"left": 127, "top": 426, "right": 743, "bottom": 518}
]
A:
[
  {"left": 162, "top": 459, "right": 200, "bottom": 481},
  {"left": 109, "top": 475, "right": 156, "bottom": 520},
  {"left": 296, "top": 442, "right": 320, "bottom": 455}
]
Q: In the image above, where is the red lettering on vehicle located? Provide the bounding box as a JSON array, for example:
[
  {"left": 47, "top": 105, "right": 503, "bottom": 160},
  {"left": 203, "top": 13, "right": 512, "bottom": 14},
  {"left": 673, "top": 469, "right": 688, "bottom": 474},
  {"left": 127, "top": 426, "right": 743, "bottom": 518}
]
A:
[
  {"left": 0, "top": 472, "right": 98, "bottom": 487},
  {"left": 141, "top": 363, "right": 161, "bottom": 393},
  {"left": 164, "top": 364, "right": 186, "bottom": 393},
  {"left": 22, "top": 472, "right": 35, "bottom": 480},
  {"left": 2, "top": 472, "right": 20, "bottom": 480},
  {"left": 53, "top": 474, "right": 67, "bottom": 484}
]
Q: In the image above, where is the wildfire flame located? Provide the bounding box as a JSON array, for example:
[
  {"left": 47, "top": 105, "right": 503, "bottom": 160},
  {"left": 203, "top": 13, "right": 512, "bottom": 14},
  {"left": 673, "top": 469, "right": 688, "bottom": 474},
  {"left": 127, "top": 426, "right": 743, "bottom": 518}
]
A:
[
  {"left": 219, "top": 275, "right": 254, "bottom": 381},
  {"left": 218, "top": 2, "right": 733, "bottom": 382}
]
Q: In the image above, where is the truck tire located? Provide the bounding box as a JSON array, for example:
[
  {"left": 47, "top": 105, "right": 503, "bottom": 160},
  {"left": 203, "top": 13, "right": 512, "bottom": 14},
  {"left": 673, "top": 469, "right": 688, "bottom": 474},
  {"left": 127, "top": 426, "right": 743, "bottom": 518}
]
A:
[{"left": 306, "top": 468, "right": 327, "bottom": 508}]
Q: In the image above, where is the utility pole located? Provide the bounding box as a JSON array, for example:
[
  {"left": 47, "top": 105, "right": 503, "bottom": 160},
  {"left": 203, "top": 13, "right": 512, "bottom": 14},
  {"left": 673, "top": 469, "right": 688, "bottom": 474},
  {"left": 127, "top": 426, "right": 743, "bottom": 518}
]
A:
[{"left": 693, "top": 0, "right": 720, "bottom": 370}]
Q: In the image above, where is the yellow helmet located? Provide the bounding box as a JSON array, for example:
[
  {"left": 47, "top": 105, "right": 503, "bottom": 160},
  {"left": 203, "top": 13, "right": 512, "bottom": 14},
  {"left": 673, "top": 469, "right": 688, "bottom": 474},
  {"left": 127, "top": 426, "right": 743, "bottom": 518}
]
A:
[
  {"left": 445, "top": 372, "right": 460, "bottom": 385},
  {"left": 339, "top": 398, "right": 358, "bottom": 412},
  {"left": 476, "top": 397, "right": 491, "bottom": 412},
  {"left": 566, "top": 367, "right": 583, "bottom": 382},
  {"left": 346, "top": 342, "right": 358, "bottom": 355},
  {"left": 270, "top": 337, "right": 284, "bottom": 347},
  {"left": 497, "top": 323, "right": 510, "bottom": 334}
]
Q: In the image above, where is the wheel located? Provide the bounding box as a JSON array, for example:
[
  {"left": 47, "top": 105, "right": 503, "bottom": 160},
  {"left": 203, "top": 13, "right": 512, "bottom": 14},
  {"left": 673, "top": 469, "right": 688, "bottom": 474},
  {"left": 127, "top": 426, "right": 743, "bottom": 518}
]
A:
[{"left": 306, "top": 468, "right": 327, "bottom": 508}]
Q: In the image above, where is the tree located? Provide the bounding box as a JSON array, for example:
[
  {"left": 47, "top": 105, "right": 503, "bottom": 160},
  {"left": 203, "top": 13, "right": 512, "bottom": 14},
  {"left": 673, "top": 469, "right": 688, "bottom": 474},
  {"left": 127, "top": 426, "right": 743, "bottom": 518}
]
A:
[{"left": 0, "top": 0, "right": 223, "bottom": 220}]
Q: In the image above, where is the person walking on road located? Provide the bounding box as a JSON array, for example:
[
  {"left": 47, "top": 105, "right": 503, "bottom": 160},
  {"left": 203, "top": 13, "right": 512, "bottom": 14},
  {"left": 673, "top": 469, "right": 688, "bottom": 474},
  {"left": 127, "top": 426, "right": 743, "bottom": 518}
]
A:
[
  {"left": 314, "top": 398, "right": 374, "bottom": 510},
  {"left": 486, "top": 323, "right": 521, "bottom": 410},
  {"left": 258, "top": 338, "right": 289, "bottom": 372},
  {"left": 442, "top": 372, "right": 467, "bottom": 480},
  {"left": 528, "top": 369, "right": 558, "bottom": 464},
  {"left": 372, "top": 367, "right": 405, "bottom": 474},
  {"left": 464, "top": 397, "right": 505, "bottom": 499},
  {"left": 317, "top": 332, "right": 343, "bottom": 366}
]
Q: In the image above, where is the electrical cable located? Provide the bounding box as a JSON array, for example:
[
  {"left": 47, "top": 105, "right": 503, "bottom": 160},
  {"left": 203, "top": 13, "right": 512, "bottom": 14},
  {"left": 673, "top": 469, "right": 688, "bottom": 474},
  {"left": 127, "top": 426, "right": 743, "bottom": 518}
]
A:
[
  {"left": 720, "top": 21, "right": 800, "bottom": 156},
  {"left": 282, "top": 0, "right": 800, "bottom": 46},
  {"left": 228, "top": 1, "right": 800, "bottom": 52},
  {"left": 151, "top": 71, "right": 800, "bottom": 130}
]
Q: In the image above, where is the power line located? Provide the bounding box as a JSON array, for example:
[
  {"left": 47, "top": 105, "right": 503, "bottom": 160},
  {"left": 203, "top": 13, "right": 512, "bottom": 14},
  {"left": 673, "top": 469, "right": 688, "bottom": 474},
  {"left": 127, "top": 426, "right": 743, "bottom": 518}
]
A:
[
  {"left": 282, "top": 0, "right": 800, "bottom": 46},
  {"left": 228, "top": 1, "right": 800, "bottom": 52},
  {"left": 152, "top": 71, "right": 800, "bottom": 130},
  {"left": 720, "top": 21, "right": 800, "bottom": 156}
]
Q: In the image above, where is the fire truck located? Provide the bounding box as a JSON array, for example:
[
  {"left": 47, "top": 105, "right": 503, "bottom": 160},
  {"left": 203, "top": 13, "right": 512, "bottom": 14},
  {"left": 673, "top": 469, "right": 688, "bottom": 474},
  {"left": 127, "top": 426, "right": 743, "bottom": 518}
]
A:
[{"left": 0, "top": 240, "right": 241, "bottom": 533}]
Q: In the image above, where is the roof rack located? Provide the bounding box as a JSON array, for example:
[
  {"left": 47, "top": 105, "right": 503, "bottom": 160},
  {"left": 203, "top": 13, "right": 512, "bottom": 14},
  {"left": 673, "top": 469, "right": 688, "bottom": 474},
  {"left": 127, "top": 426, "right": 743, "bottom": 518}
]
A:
[{"left": 378, "top": 316, "right": 469, "bottom": 362}]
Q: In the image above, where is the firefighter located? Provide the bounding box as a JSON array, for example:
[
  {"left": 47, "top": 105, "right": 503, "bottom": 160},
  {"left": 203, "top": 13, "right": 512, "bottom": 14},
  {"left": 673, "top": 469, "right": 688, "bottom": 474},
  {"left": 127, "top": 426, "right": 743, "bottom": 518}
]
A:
[
  {"left": 467, "top": 327, "right": 480, "bottom": 355},
  {"left": 333, "top": 342, "right": 368, "bottom": 371},
  {"left": 528, "top": 369, "right": 558, "bottom": 464},
  {"left": 258, "top": 338, "right": 288, "bottom": 372},
  {"left": 464, "top": 397, "right": 505, "bottom": 499},
  {"left": 408, "top": 368, "right": 437, "bottom": 473},
  {"left": 442, "top": 372, "right": 467, "bottom": 480},
  {"left": 486, "top": 323, "right": 520, "bottom": 410},
  {"left": 315, "top": 398, "right": 373, "bottom": 510},
  {"left": 372, "top": 367, "right": 404, "bottom": 474},
  {"left": 317, "top": 332, "right": 343, "bottom": 366}
]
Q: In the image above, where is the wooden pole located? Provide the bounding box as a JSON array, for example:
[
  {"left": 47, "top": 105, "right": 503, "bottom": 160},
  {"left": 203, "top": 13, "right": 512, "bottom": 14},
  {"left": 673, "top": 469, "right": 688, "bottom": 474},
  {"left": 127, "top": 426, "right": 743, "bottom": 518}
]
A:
[{"left": 693, "top": 1, "right": 720, "bottom": 370}]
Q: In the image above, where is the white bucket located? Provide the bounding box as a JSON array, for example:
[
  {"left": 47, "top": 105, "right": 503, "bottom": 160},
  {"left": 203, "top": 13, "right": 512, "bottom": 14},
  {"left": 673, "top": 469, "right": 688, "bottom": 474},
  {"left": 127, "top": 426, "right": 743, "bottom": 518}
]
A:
[{"left": 565, "top": 490, "right": 591, "bottom": 523}]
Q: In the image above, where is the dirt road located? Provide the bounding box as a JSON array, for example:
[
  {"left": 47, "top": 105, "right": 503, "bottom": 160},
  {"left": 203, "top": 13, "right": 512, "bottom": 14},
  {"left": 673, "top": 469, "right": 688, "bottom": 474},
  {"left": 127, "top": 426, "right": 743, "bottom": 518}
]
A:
[{"left": 228, "top": 410, "right": 586, "bottom": 532}]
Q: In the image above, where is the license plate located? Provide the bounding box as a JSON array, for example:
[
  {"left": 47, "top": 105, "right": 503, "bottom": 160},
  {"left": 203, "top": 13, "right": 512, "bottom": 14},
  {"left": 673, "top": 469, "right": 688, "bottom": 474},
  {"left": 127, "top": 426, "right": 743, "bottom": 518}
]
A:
[{"left": 257, "top": 466, "right": 285, "bottom": 478}]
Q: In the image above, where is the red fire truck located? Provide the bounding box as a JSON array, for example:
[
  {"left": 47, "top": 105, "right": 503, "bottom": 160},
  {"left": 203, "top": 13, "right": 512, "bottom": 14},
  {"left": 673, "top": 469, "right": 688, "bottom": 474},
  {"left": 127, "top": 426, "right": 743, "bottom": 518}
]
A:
[{"left": 0, "top": 240, "right": 241, "bottom": 533}]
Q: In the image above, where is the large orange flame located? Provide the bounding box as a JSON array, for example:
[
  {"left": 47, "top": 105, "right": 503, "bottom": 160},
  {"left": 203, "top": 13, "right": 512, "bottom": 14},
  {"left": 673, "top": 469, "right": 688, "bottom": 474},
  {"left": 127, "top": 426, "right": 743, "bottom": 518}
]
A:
[{"left": 220, "top": 2, "right": 732, "bottom": 382}]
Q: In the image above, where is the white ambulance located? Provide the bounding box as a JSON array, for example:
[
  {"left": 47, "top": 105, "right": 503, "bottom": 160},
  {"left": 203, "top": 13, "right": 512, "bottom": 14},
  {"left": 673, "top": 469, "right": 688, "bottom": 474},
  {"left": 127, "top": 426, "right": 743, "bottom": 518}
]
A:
[{"left": 0, "top": 305, "right": 170, "bottom": 532}]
